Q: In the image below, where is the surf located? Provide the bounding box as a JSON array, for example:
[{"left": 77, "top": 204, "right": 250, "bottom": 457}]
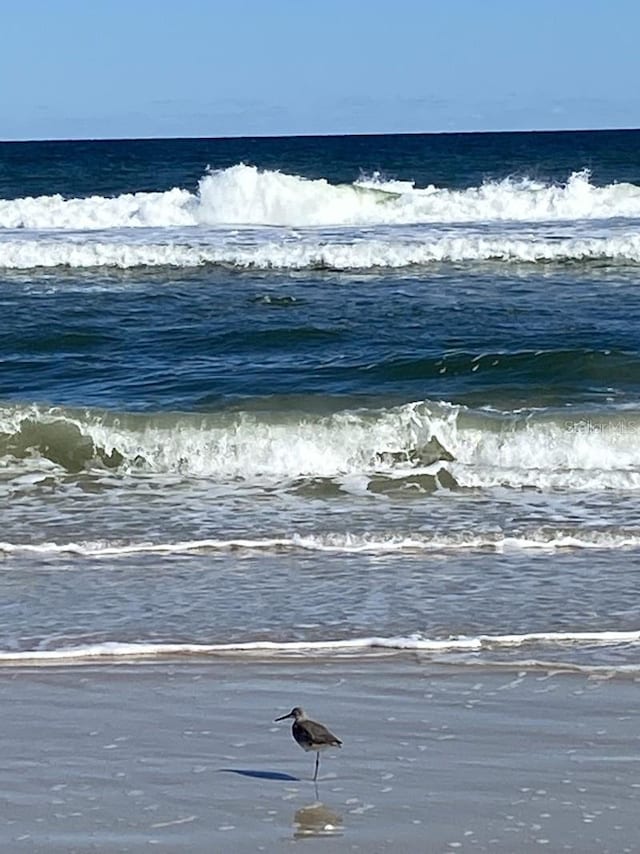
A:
[
  {"left": 2, "top": 232, "right": 640, "bottom": 269},
  {"left": 2, "top": 165, "right": 640, "bottom": 231},
  {"left": 2, "top": 399, "right": 640, "bottom": 491},
  {"left": 2, "top": 629, "right": 640, "bottom": 670}
]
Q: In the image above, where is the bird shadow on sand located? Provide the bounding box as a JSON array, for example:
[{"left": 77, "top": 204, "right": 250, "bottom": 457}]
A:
[{"left": 219, "top": 768, "right": 301, "bottom": 782}]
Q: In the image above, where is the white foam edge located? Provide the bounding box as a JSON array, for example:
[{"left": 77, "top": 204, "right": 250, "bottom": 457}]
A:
[
  {"left": 2, "top": 234, "right": 640, "bottom": 269},
  {"left": 3, "top": 530, "right": 640, "bottom": 558},
  {"left": 1, "top": 630, "right": 639, "bottom": 664},
  {"left": 3, "top": 166, "right": 640, "bottom": 231}
]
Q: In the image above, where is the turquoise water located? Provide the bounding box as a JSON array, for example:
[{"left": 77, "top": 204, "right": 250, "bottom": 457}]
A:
[{"left": 2, "top": 130, "right": 640, "bottom": 667}]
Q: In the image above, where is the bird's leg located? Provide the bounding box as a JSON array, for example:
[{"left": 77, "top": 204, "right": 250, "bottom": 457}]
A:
[{"left": 313, "top": 752, "right": 320, "bottom": 782}]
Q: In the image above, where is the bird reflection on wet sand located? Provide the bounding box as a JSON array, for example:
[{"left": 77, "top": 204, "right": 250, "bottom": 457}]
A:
[{"left": 293, "top": 801, "right": 344, "bottom": 839}]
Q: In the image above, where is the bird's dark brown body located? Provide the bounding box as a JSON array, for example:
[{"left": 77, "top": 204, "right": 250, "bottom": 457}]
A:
[{"left": 275, "top": 707, "right": 342, "bottom": 781}]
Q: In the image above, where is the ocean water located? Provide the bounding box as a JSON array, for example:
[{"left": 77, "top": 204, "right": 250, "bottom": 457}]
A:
[{"left": 2, "top": 130, "right": 640, "bottom": 670}]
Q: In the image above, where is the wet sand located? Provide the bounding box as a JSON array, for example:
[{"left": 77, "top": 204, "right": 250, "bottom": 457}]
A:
[{"left": 0, "top": 658, "right": 638, "bottom": 853}]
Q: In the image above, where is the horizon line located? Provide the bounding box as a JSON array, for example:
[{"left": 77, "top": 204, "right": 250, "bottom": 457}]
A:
[{"left": 2, "top": 125, "right": 639, "bottom": 145}]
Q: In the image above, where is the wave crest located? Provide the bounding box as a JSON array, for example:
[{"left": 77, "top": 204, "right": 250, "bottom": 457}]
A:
[
  {"left": 2, "top": 233, "right": 640, "bottom": 270},
  {"left": 2, "top": 165, "right": 640, "bottom": 231},
  {"left": 3, "top": 528, "right": 640, "bottom": 558},
  {"left": 1, "top": 630, "right": 639, "bottom": 667},
  {"left": 2, "top": 400, "right": 640, "bottom": 491}
]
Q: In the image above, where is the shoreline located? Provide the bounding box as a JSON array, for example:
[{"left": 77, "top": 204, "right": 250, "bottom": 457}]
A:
[{"left": 1, "top": 659, "right": 638, "bottom": 852}]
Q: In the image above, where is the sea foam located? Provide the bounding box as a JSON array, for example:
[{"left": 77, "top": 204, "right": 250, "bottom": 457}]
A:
[
  {"left": 3, "top": 528, "right": 640, "bottom": 558},
  {"left": 2, "top": 165, "right": 640, "bottom": 231},
  {"left": 0, "top": 630, "right": 639, "bottom": 666},
  {"left": 2, "top": 400, "right": 640, "bottom": 491},
  {"left": 2, "top": 233, "right": 640, "bottom": 269}
]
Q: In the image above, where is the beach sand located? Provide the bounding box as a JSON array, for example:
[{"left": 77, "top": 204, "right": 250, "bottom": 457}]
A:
[{"left": 0, "top": 658, "right": 638, "bottom": 853}]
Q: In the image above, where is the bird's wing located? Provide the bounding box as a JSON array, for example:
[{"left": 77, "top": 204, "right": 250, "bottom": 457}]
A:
[{"left": 308, "top": 720, "right": 341, "bottom": 746}]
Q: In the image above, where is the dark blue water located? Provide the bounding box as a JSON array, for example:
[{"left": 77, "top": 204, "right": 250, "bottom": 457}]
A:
[
  {"left": 3, "top": 129, "right": 640, "bottom": 199},
  {"left": 3, "top": 267, "right": 640, "bottom": 411},
  {"left": 1, "top": 130, "right": 640, "bottom": 667}
]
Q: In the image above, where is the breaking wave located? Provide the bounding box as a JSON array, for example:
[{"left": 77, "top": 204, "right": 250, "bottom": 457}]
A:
[
  {"left": 2, "top": 399, "right": 640, "bottom": 491},
  {"left": 2, "top": 233, "right": 640, "bottom": 269},
  {"left": 3, "top": 528, "right": 640, "bottom": 558},
  {"left": 2, "top": 165, "right": 640, "bottom": 231},
  {"left": 1, "top": 630, "right": 639, "bottom": 668}
]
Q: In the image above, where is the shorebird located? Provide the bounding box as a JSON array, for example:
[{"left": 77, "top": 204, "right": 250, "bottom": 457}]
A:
[{"left": 275, "top": 707, "right": 342, "bottom": 782}]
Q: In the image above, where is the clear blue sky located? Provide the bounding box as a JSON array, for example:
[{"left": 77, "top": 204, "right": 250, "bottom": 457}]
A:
[{"left": 2, "top": 0, "right": 638, "bottom": 140}]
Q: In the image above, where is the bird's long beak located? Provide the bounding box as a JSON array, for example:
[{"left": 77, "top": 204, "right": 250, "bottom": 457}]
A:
[{"left": 274, "top": 712, "right": 293, "bottom": 722}]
